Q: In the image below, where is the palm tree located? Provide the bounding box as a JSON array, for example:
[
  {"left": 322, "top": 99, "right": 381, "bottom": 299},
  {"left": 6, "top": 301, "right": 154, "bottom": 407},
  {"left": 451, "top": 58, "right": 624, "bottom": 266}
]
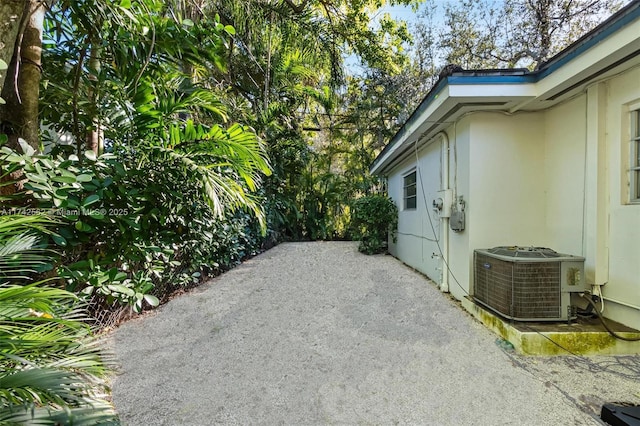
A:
[
  {"left": 40, "top": 1, "right": 272, "bottom": 225},
  {"left": 0, "top": 214, "right": 119, "bottom": 425}
]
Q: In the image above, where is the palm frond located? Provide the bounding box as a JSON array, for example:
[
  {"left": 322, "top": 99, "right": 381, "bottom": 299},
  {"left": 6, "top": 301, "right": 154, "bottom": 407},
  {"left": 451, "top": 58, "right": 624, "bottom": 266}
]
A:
[
  {"left": 0, "top": 215, "right": 119, "bottom": 424},
  {"left": 0, "top": 396, "right": 118, "bottom": 426},
  {"left": 0, "top": 215, "right": 52, "bottom": 237},
  {"left": 0, "top": 234, "right": 52, "bottom": 281},
  {"left": 140, "top": 121, "right": 271, "bottom": 231}
]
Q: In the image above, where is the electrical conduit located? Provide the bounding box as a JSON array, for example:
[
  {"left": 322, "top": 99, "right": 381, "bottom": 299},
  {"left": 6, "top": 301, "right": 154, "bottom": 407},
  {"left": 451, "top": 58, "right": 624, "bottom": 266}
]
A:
[{"left": 440, "top": 131, "right": 450, "bottom": 293}]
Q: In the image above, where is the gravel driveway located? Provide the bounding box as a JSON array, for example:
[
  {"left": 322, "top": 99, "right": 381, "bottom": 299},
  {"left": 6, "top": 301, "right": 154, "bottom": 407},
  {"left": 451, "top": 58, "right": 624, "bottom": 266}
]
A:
[{"left": 109, "top": 241, "right": 640, "bottom": 425}]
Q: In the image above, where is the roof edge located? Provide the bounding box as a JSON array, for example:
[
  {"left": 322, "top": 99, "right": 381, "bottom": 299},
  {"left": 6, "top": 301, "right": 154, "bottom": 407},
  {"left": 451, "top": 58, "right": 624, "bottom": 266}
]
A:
[
  {"left": 370, "top": 70, "right": 534, "bottom": 175},
  {"left": 536, "top": 1, "right": 640, "bottom": 76},
  {"left": 370, "top": 1, "right": 640, "bottom": 176}
]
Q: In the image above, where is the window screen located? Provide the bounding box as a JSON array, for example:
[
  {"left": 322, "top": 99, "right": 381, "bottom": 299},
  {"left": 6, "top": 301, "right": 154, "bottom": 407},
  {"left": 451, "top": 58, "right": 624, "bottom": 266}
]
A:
[{"left": 403, "top": 171, "right": 417, "bottom": 210}]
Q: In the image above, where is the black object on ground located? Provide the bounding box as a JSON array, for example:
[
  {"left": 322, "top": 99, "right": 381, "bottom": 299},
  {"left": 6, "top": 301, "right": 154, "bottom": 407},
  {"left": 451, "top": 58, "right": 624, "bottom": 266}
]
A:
[{"left": 601, "top": 403, "right": 640, "bottom": 425}]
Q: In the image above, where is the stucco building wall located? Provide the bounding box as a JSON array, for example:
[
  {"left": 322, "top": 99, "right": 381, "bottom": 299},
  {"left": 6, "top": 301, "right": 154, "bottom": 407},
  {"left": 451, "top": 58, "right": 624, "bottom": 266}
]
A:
[{"left": 385, "top": 67, "right": 640, "bottom": 328}]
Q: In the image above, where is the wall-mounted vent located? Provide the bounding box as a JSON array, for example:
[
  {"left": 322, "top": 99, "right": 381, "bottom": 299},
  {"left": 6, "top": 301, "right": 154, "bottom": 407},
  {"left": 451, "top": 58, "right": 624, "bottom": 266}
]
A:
[{"left": 474, "top": 247, "right": 586, "bottom": 321}]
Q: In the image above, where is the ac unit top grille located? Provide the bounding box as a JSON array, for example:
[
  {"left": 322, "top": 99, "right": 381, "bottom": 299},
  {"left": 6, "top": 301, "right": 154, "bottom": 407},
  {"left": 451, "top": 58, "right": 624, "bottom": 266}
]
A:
[{"left": 478, "top": 246, "right": 584, "bottom": 263}]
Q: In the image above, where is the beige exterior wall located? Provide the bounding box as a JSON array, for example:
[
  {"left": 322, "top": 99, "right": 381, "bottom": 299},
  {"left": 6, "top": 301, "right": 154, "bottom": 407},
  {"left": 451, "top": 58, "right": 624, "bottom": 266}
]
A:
[
  {"left": 543, "top": 96, "right": 587, "bottom": 256},
  {"left": 467, "top": 112, "right": 547, "bottom": 247},
  {"left": 540, "top": 67, "right": 640, "bottom": 328},
  {"left": 600, "top": 67, "right": 640, "bottom": 327},
  {"left": 387, "top": 137, "right": 444, "bottom": 283},
  {"left": 387, "top": 66, "right": 640, "bottom": 329}
]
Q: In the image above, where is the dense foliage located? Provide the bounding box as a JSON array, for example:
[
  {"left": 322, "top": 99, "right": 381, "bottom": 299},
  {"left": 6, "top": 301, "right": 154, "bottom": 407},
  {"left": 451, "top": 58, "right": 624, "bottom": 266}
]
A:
[
  {"left": 2, "top": 129, "right": 267, "bottom": 314},
  {"left": 351, "top": 195, "right": 398, "bottom": 254}
]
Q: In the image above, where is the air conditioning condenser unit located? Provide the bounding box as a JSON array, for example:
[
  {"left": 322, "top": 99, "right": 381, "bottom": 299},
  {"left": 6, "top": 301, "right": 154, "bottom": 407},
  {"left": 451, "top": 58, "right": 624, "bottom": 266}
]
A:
[{"left": 474, "top": 246, "right": 587, "bottom": 321}]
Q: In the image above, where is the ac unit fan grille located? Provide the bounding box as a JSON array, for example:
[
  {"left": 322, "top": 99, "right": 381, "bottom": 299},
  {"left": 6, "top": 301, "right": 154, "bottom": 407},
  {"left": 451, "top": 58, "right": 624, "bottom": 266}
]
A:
[{"left": 475, "top": 253, "right": 561, "bottom": 319}]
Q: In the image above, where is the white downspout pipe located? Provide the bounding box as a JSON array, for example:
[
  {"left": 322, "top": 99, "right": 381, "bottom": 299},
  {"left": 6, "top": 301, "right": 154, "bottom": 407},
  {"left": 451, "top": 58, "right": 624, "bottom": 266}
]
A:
[{"left": 440, "top": 132, "right": 450, "bottom": 293}]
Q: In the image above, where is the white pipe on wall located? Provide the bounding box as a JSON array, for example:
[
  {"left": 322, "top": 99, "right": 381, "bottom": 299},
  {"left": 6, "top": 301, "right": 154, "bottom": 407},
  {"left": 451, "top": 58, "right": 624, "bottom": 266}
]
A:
[{"left": 440, "top": 132, "right": 450, "bottom": 293}]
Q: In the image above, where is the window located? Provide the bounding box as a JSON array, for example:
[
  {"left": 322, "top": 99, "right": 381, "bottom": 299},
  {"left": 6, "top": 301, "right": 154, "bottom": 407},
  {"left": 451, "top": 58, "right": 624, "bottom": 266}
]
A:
[
  {"left": 632, "top": 108, "right": 640, "bottom": 202},
  {"left": 403, "top": 171, "right": 417, "bottom": 210}
]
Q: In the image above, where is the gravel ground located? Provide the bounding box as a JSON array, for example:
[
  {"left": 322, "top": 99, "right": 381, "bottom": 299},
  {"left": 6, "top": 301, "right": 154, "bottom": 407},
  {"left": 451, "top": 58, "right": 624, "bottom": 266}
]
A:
[{"left": 108, "top": 241, "right": 640, "bottom": 425}]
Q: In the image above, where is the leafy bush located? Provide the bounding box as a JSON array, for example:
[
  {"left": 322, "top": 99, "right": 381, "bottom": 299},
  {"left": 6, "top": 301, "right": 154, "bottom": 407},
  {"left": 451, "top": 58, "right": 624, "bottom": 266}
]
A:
[
  {"left": 1, "top": 142, "right": 159, "bottom": 312},
  {"left": 1, "top": 137, "right": 268, "bottom": 317},
  {"left": 351, "top": 194, "right": 398, "bottom": 254}
]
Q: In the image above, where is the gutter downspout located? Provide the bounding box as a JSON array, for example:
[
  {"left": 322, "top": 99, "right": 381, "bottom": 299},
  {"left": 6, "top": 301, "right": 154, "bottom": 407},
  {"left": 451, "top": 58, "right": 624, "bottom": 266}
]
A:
[
  {"left": 584, "top": 83, "right": 610, "bottom": 302},
  {"left": 440, "top": 132, "right": 450, "bottom": 293}
]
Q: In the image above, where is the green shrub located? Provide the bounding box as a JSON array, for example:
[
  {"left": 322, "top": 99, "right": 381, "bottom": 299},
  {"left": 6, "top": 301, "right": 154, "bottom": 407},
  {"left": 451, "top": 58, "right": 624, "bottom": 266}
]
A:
[
  {"left": 1, "top": 140, "right": 268, "bottom": 317},
  {"left": 351, "top": 194, "right": 398, "bottom": 254}
]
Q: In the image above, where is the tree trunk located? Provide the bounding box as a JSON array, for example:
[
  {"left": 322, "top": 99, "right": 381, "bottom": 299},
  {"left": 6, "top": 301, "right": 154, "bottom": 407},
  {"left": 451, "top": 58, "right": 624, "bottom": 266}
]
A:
[
  {"left": 0, "top": 1, "right": 44, "bottom": 200},
  {"left": 0, "top": 0, "right": 45, "bottom": 151},
  {"left": 0, "top": 0, "right": 22, "bottom": 201},
  {"left": 86, "top": 36, "right": 102, "bottom": 154},
  {"left": 0, "top": 0, "right": 23, "bottom": 91}
]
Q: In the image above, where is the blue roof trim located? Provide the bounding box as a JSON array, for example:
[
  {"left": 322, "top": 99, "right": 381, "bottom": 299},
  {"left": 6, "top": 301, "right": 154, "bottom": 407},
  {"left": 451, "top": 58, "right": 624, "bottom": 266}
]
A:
[
  {"left": 370, "top": 77, "right": 448, "bottom": 171},
  {"left": 371, "top": 1, "right": 640, "bottom": 175},
  {"left": 535, "top": 1, "right": 640, "bottom": 79},
  {"left": 370, "top": 71, "right": 536, "bottom": 172}
]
